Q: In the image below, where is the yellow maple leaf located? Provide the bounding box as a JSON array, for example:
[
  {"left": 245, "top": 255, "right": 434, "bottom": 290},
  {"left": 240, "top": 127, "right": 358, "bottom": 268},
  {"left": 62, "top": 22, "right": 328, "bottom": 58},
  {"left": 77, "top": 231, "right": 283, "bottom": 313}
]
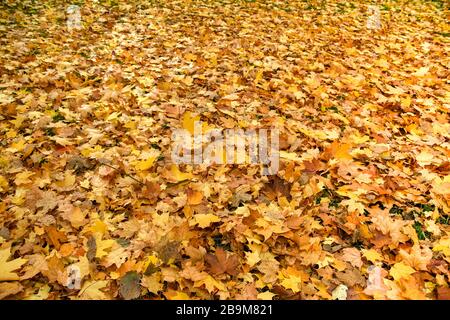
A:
[
  {"left": 182, "top": 111, "right": 213, "bottom": 134},
  {"left": 245, "top": 244, "right": 262, "bottom": 267},
  {"left": 334, "top": 143, "right": 353, "bottom": 160},
  {"left": 279, "top": 151, "right": 302, "bottom": 162},
  {"left": 11, "top": 188, "right": 27, "bottom": 206},
  {"left": 374, "top": 58, "right": 390, "bottom": 69},
  {"left": 254, "top": 68, "right": 264, "bottom": 84},
  {"left": 79, "top": 280, "right": 109, "bottom": 300},
  {"left": 182, "top": 111, "right": 201, "bottom": 135},
  {"left": 0, "top": 247, "right": 27, "bottom": 281},
  {"left": 166, "top": 164, "right": 193, "bottom": 182},
  {"left": 165, "top": 290, "right": 190, "bottom": 300},
  {"left": 54, "top": 172, "right": 76, "bottom": 189},
  {"left": 10, "top": 115, "right": 26, "bottom": 129},
  {"left": 142, "top": 255, "right": 161, "bottom": 271},
  {"left": 401, "top": 95, "right": 412, "bottom": 108},
  {"left": 7, "top": 139, "right": 26, "bottom": 153},
  {"left": 104, "top": 245, "right": 127, "bottom": 268},
  {"left": 433, "top": 238, "right": 450, "bottom": 257},
  {"left": 280, "top": 274, "right": 302, "bottom": 293},
  {"left": 389, "top": 262, "right": 415, "bottom": 281},
  {"left": 190, "top": 214, "right": 220, "bottom": 228},
  {"left": 134, "top": 149, "right": 160, "bottom": 171},
  {"left": 106, "top": 111, "right": 121, "bottom": 121},
  {"left": 135, "top": 157, "right": 157, "bottom": 171},
  {"left": 350, "top": 133, "right": 370, "bottom": 144},
  {"left": 95, "top": 237, "right": 115, "bottom": 259},
  {"left": 6, "top": 129, "right": 16, "bottom": 139},
  {"left": 432, "top": 176, "right": 450, "bottom": 196},
  {"left": 187, "top": 189, "right": 203, "bottom": 205},
  {"left": 297, "top": 126, "right": 340, "bottom": 141},
  {"left": 14, "top": 171, "right": 34, "bottom": 185},
  {"left": 141, "top": 273, "right": 163, "bottom": 294},
  {"left": 195, "top": 275, "right": 227, "bottom": 293},
  {"left": 257, "top": 291, "right": 276, "bottom": 300},
  {"left": 341, "top": 198, "right": 366, "bottom": 214},
  {"left": 88, "top": 220, "right": 108, "bottom": 235},
  {"left": 311, "top": 278, "right": 331, "bottom": 299},
  {"left": 362, "top": 249, "right": 383, "bottom": 263}
]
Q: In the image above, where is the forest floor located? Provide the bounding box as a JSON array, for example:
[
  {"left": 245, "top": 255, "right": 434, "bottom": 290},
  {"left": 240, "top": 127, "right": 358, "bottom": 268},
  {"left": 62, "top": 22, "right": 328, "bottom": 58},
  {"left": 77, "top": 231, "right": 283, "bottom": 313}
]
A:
[{"left": 0, "top": 0, "right": 449, "bottom": 300}]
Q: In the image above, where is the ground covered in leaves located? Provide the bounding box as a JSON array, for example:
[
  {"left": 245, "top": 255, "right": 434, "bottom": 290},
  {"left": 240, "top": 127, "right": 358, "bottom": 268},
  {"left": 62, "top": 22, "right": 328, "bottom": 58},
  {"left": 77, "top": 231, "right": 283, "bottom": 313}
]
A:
[{"left": 0, "top": 0, "right": 449, "bottom": 300}]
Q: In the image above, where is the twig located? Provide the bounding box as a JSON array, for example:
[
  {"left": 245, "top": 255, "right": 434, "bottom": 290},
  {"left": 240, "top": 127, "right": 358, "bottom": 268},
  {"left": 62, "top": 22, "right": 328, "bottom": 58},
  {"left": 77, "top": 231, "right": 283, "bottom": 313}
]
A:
[{"left": 96, "top": 159, "right": 145, "bottom": 186}]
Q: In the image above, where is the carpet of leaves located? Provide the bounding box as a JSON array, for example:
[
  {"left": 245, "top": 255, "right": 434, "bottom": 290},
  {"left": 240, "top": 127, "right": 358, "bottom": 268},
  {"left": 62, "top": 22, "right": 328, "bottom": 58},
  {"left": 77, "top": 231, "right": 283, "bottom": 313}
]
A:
[{"left": 0, "top": 0, "right": 449, "bottom": 300}]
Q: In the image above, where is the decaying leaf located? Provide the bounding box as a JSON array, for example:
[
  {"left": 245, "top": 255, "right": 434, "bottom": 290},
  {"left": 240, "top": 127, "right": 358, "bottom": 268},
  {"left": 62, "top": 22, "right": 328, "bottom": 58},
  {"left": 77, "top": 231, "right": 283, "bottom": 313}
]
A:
[{"left": 119, "top": 271, "right": 141, "bottom": 300}]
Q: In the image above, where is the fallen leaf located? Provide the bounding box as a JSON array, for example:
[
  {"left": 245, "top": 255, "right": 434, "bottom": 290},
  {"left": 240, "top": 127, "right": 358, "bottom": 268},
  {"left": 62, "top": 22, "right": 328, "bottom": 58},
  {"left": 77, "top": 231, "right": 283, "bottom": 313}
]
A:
[
  {"left": 0, "top": 247, "right": 27, "bottom": 281},
  {"left": 390, "top": 262, "right": 416, "bottom": 282},
  {"left": 205, "top": 248, "right": 239, "bottom": 276}
]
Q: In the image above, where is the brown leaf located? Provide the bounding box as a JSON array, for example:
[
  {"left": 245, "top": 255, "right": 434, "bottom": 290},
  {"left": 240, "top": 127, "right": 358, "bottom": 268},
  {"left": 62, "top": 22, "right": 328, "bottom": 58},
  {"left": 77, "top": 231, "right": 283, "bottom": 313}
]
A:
[
  {"left": 119, "top": 271, "right": 141, "bottom": 300},
  {"left": 205, "top": 248, "right": 240, "bottom": 276},
  {"left": 0, "top": 282, "right": 23, "bottom": 299},
  {"left": 45, "top": 226, "right": 67, "bottom": 250},
  {"left": 437, "top": 287, "right": 450, "bottom": 300}
]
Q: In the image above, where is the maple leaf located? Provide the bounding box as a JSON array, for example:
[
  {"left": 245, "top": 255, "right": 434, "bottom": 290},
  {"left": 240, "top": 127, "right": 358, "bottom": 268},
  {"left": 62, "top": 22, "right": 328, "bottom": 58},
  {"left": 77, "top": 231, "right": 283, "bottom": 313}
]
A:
[
  {"left": 0, "top": 282, "right": 23, "bottom": 299},
  {"left": 257, "top": 291, "right": 276, "bottom": 300},
  {"left": 0, "top": 247, "right": 27, "bottom": 281},
  {"left": 190, "top": 214, "right": 220, "bottom": 228},
  {"left": 389, "top": 262, "right": 416, "bottom": 282},
  {"left": 205, "top": 248, "right": 239, "bottom": 276},
  {"left": 280, "top": 275, "right": 302, "bottom": 294},
  {"left": 432, "top": 237, "right": 450, "bottom": 257},
  {"left": 79, "top": 280, "right": 109, "bottom": 300},
  {"left": 20, "top": 254, "right": 47, "bottom": 280},
  {"left": 104, "top": 245, "right": 127, "bottom": 268},
  {"left": 45, "top": 226, "right": 67, "bottom": 250},
  {"left": 134, "top": 149, "right": 160, "bottom": 171},
  {"left": 362, "top": 249, "right": 383, "bottom": 263},
  {"left": 245, "top": 244, "right": 262, "bottom": 267},
  {"left": 95, "top": 237, "right": 115, "bottom": 259},
  {"left": 195, "top": 275, "right": 227, "bottom": 293},
  {"left": 340, "top": 248, "right": 363, "bottom": 268},
  {"left": 279, "top": 267, "right": 304, "bottom": 294},
  {"left": 63, "top": 207, "right": 87, "bottom": 229},
  {"left": 164, "top": 290, "right": 190, "bottom": 300},
  {"left": 323, "top": 141, "right": 353, "bottom": 161},
  {"left": 119, "top": 271, "right": 141, "bottom": 300},
  {"left": 186, "top": 188, "right": 203, "bottom": 205},
  {"left": 182, "top": 111, "right": 200, "bottom": 135},
  {"left": 141, "top": 273, "right": 163, "bottom": 294},
  {"left": 163, "top": 165, "right": 194, "bottom": 183}
]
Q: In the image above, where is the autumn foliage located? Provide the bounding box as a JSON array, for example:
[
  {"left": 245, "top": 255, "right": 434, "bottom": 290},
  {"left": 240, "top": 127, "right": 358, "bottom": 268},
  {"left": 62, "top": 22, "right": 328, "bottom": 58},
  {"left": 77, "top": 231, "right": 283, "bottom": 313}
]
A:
[{"left": 0, "top": 0, "right": 449, "bottom": 300}]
